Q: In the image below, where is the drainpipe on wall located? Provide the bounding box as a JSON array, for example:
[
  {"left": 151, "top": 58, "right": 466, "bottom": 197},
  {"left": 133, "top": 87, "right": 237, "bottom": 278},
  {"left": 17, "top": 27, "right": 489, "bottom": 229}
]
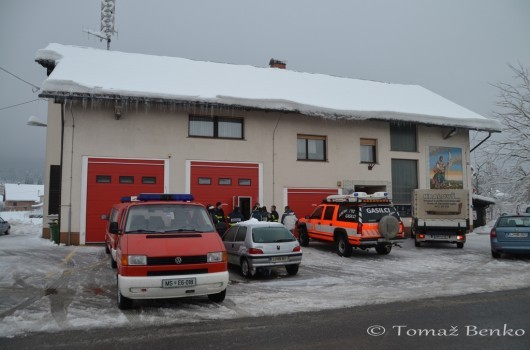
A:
[
  {"left": 67, "top": 101, "right": 75, "bottom": 245},
  {"left": 272, "top": 116, "right": 282, "bottom": 206}
]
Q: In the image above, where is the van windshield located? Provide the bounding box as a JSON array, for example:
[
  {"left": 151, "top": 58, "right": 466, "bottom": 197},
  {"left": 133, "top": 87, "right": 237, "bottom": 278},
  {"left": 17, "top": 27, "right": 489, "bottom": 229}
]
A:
[{"left": 125, "top": 204, "right": 215, "bottom": 233}]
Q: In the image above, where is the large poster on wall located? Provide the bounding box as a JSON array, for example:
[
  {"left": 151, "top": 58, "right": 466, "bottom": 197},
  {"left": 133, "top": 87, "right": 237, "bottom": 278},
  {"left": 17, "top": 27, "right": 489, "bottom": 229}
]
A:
[{"left": 429, "top": 146, "right": 463, "bottom": 189}]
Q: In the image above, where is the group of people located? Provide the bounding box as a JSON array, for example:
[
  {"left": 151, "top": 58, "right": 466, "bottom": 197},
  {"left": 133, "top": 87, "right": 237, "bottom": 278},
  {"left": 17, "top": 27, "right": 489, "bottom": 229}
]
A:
[{"left": 206, "top": 202, "right": 298, "bottom": 235}]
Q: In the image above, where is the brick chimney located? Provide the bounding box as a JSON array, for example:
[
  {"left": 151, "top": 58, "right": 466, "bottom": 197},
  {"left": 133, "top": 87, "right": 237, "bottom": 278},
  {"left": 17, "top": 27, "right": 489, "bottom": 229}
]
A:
[{"left": 269, "top": 58, "right": 286, "bottom": 69}]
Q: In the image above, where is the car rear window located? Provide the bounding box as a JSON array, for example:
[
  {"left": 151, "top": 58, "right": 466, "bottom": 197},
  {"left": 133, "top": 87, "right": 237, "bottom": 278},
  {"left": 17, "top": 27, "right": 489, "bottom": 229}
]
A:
[
  {"left": 362, "top": 206, "right": 400, "bottom": 223},
  {"left": 252, "top": 227, "right": 296, "bottom": 243},
  {"left": 497, "top": 217, "right": 530, "bottom": 228}
]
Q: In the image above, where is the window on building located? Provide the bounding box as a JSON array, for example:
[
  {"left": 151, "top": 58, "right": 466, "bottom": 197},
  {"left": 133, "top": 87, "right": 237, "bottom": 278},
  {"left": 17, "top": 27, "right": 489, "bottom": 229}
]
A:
[
  {"left": 219, "top": 178, "right": 232, "bottom": 185},
  {"left": 96, "top": 175, "right": 111, "bottom": 183},
  {"left": 189, "top": 115, "right": 243, "bottom": 139},
  {"left": 142, "top": 176, "right": 157, "bottom": 184},
  {"left": 119, "top": 176, "right": 134, "bottom": 184},
  {"left": 198, "top": 177, "right": 212, "bottom": 185},
  {"left": 297, "top": 135, "right": 326, "bottom": 161},
  {"left": 360, "top": 138, "right": 377, "bottom": 163},
  {"left": 238, "top": 179, "right": 251, "bottom": 186},
  {"left": 391, "top": 159, "right": 418, "bottom": 206},
  {"left": 390, "top": 124, "right": 417, "bottom": 152}
]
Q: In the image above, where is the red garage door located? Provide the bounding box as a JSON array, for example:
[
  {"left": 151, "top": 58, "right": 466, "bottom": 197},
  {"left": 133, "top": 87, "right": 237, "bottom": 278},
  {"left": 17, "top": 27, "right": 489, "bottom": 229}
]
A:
[
  {"left": 287, "top": 188, "right": 339, "bottom": 219},
  {"left": 190, "top": 161, "right": 259, "bottom": 219},
  {"left": 86, "top": 158, "right": 165, "bottom": 243}
]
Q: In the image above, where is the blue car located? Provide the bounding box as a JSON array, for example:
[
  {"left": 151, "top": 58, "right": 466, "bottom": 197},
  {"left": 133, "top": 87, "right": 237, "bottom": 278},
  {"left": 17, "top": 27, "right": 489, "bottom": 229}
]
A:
[{"left": 490, "top": 215, "right": 530, "bottom": 258}]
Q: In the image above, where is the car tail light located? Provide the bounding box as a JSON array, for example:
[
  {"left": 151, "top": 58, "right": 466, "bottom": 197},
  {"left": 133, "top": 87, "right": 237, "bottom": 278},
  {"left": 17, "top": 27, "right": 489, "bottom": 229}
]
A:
[
  {"left": 457, "top": 235, "right": 465, "bottom": 241},
  {"left": 490, "top": 229, "right": 496, "bottom": 238},
  {"left": 418, "top": 234, "right": 425, "bottom": 239},
  {"left": 292, "top": 246, "right": 301, "bottom": 252},
  {"left": 248, "top": 248, "right": 264, "bottom": 254},
  {"left": 357, "top": 222, "right": 363, "bottom": 235}
]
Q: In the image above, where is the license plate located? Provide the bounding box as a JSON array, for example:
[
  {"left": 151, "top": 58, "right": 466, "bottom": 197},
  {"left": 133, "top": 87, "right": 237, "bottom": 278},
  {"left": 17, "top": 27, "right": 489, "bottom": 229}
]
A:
[
  {"left": 162, "top": 277, "right": 196, "bottom": 288},
  {"left": 433, "top": 235, "right": 449, "bottom": 240},
  {"left": 507, "top": 232, "right": 528, "bottom": 238},
  {"left": 271, "top": 256, "right": 288, "bottom": 262}
]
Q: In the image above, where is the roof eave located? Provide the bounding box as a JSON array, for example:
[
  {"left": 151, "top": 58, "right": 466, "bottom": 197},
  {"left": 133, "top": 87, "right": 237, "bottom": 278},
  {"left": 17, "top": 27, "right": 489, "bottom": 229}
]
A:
[{"left": 38, "top": 91, "right": 502, "bottom": 133}]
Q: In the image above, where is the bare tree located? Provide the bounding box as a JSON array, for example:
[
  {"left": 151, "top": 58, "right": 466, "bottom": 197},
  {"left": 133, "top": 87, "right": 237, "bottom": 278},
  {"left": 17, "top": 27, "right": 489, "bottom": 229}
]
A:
[{"left": 489, "top": 63, "right": 530, "bottom": 207}]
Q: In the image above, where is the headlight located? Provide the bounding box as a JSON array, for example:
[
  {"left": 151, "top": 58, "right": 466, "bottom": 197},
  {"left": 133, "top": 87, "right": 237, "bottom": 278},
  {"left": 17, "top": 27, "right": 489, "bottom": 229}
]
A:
[
  {"left": 207, "top": 251, "right": 225, "bottom": 262},
  {"left": 127, "top": 255, "right": 147, "bottom": 265}
]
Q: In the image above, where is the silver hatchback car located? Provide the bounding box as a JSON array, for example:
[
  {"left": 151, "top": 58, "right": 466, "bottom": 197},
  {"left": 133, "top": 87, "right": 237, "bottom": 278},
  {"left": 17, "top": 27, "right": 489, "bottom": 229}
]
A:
[{"left": 222, "top": 219, "right": 302, "bottom": 277}]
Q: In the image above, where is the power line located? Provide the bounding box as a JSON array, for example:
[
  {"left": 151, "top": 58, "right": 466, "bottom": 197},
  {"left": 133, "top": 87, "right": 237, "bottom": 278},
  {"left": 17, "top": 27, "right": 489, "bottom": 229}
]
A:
[
  {"left": 0, "top": 98, "right": 42, "bottom": 111},
  {"left": 0, "top": 65, "right": 40, "bottom": 92}
]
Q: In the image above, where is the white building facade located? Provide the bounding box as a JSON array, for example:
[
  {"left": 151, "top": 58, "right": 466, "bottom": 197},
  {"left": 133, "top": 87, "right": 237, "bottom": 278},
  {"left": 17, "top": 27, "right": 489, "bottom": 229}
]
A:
[{"left": 36, "top": 44, "right": 501, "bottom": 245}]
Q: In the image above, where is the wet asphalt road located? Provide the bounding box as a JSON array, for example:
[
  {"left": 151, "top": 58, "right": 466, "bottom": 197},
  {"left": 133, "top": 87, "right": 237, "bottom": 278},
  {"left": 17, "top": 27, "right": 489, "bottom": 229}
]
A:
[{"left": 2, "top": 287, "right": 529, "bottom": 350}]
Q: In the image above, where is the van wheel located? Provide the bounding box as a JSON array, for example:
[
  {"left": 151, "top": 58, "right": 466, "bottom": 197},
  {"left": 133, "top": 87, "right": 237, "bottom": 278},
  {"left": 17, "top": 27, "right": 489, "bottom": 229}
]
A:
[
  {"left": 491, "top": 250, "right": 501, "bottom": 258},
  {"left": 414, "top": 239, "right": 421, "bottom": 247},
  {"left": 285, "top": 264, "right": 299, "bottom": 275},
  {"left": 240, "top": 258, "right": 254, "bottom": 278},
  {"left": 336, "top": 234, "right": 352, "bottom": 257},
  {"left": 298, "top": 226, "right": 309, "bottom": 247},
  {"left": 376, "top": 244, "right": 392, "bottom": 255},
  {"left": 117, "top": 278, "right": 133, "bottom": 310},
  {"left": 208, "top": 289, "right": 226, "bottom": 303},
  {"left": 456, "top": 242, "right": 464, "bottom": 249}
]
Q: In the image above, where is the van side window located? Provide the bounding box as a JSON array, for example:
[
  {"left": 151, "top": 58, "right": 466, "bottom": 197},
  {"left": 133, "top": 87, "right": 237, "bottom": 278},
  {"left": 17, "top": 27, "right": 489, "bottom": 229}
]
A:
[
  {"left": 323, "top": 206, "right": 335, "bottom": 220},
  {"left": 310, "top": 206, "right": 324, "bottom": 220}
]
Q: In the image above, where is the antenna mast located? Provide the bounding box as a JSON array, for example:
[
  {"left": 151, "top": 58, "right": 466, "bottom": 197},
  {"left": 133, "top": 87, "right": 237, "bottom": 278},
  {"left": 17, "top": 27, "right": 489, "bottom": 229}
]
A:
[{"left": 84, "top": 0, "right": 117, "bottom": 50}]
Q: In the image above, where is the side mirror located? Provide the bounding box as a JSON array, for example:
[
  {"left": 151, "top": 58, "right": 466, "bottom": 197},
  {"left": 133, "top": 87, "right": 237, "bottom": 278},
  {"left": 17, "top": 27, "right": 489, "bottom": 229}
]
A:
[
  {"left": 101, "top": 214, "right": 109, "bottom": 220},
  {"left": 109, "top": 221, "right": 121, "bottom": 234}
]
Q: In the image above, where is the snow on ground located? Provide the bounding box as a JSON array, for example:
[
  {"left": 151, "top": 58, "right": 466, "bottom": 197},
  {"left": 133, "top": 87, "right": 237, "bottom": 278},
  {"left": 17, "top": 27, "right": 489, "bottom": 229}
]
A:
[{"left": 1, "top": 212, "right": 528, "bottom": 338}]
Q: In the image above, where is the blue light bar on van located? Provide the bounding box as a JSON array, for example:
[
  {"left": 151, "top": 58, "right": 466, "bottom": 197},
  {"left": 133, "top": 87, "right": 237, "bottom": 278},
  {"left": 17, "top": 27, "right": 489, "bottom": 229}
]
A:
[
  {"left": 136, "top": 193, "right": 194, "bottom": 202},
  {"left": 121, "top": 196, "right": 132, "bottom": 203}
]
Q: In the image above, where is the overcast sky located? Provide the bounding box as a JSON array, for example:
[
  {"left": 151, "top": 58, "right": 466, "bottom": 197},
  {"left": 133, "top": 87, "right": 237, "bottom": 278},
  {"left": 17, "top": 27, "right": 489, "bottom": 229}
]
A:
[{"left": 1, "top": 0, "right": 529, "bottom": 180}]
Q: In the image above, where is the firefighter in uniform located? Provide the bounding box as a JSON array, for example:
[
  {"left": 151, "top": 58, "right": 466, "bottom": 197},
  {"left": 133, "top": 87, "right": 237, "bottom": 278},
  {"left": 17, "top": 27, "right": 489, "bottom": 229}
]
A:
[
  {"left": 227, "top": 206, "right": 244, "bottom": 226},
  {"left": 213, "top": 202, "right": 227, "bottom": 235}
]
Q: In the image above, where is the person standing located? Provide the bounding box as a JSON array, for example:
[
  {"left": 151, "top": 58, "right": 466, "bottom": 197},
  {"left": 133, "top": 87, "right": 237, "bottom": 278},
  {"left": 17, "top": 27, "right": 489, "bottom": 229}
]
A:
[
  {"left": 269, "top": 205, "right": 279, "bottom": 222},
  {"left": 281, "top": 206, "right": 298, "bottom": 233},
  {"left": 206, "top": 204, "right": 218, "bottom": 225},
  {"left": 227, "top": 206, "right": 244, "bottom": 226},
  {"left": 260, "top": 206, "right": 270, "bottom": 221},
  {"left": 251, "top": 203, "right": 261, "bottom": 220},
  {"left": 213, "top": 202, "right": 227, "bottom": 235}
]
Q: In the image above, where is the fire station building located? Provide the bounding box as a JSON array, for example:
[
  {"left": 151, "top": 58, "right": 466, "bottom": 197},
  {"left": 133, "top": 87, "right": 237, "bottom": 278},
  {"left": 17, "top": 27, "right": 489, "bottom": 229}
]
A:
[{"left": 35, "top": 44, "right": 501, "bottom": 245}]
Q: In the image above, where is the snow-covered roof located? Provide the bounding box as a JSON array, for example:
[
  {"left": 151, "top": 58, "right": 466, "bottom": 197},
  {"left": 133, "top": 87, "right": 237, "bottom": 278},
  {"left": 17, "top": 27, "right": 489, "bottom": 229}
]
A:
[
  {"left": 35, "top": 43, "right": 502, "bottom": 132},
  {"left": 472, "top": 194, "right": 496, "bottom": 205},
  {"left": 4, "top": 184, "right": 44, "bottom": 202}
]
